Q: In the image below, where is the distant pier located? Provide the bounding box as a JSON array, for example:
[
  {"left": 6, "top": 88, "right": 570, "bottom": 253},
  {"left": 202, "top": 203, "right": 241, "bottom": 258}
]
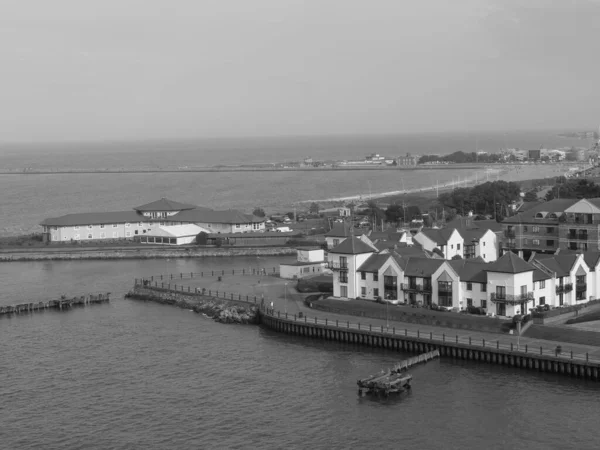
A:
[{"left": 0, "top": 293, "right": 110, "bottom": 316}]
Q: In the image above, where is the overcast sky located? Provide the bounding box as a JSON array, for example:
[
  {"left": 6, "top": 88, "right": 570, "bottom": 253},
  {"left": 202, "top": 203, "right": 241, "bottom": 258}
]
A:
[{"left": 1, "top": 0, "right": 599, "bottom": 142}]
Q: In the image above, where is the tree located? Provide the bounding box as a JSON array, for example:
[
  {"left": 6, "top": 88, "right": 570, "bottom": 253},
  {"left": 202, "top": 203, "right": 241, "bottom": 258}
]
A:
[
  {"left": 252, "top": 207, "right": 266, "bottom": 218},
  {"left": 309, "top": 202, "right": 320, "bottom": 214},
  {"left": 523, "top": 191, "right": 538, "bottom": 202}
]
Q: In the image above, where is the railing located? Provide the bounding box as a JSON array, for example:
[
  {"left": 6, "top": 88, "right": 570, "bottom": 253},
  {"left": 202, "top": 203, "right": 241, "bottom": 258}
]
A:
[
  {"left": 401, "top": 283, "right": 432, "bottom": 292},
  {"left": 141, "top": 268, "right": 280, "bottom": 282},
  {"left": 327, "top": 261, "right": 348, "bottom": 271},
  {"left": 503, "top": 242, "right": 517, "bottom": 249},
  {"left": 261, "top": 308, "right": 600, "bottom": 364},
  {"left": 556, "top": 284, "right": 573, "bottom": 294},
  {"left": 568, "top": 233, "right": 589, "bottom": 240},
  {"left": 490, "top": 292, "right": 534, "bottom": 302}
]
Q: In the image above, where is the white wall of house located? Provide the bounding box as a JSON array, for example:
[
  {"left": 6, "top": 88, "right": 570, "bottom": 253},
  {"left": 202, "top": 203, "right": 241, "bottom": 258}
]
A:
[
  {"left": 487, "top": 270, "right": 534, "bottom": 316},
  {"left": 431, "top": 263, "right": 460, "bottom": 309},
  {"left": 49, "top": 222, "right": 148, "bottom": 242},
  {"left": 297, "top": 249, "right": 325, "bottom": 263},
  {"left": 197, "top": 222, "right": 264, "bottom": 233},
  {"left": 461, "top": 281, "right": 489, "bottom": 310},
  {"left": 476, "top": 230, "right": 498, "bottom": 262},
  {"left": 280, "top": 263, "right": 323, "bottom": 279},
  {"left": 533, "top": 278, "right": 552, "bottom": 308},
  {"left": 326, "top": 236, "right": 346, "bottom": 249},
  {"left": 445, "top": 230, "right": 464, "bottom": 260},
  {"left": 331, "top": 252, "right": 374, "bottom": 298}
]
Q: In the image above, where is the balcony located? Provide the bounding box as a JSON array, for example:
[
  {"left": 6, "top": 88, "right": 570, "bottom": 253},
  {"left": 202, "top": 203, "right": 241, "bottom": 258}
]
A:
[
  {"left": 556, "top": 283, "right": 573, "bottom": 294},
  {"left": 327, "top": 261, "right": 348, "bottom": 271},
  {"left": 401, "top": 283, "right": 432, "bottom": 293},
  {"left": 490, "top": 292, "right": 534, "bottom": 304},
  {"left": 568, "top": 232, "right": 589, "bottom": 240},
  {"left": 504, "top": 230, "right": 516, "bottom": 238}
]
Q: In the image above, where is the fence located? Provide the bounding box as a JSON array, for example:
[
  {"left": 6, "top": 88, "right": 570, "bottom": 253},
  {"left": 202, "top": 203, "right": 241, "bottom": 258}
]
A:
[
  {"left": 139, "top": 267, "right": 280, "bottom": 283},
  {"left": 260, "top": 308, "right": 600, "bottom": 365}
]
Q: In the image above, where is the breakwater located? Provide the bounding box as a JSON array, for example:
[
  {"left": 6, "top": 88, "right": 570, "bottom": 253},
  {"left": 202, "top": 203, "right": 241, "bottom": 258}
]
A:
[
  {"left": 0, "top": 246, "right": 296, "bottom": 262},
  {"left": 0, "top": 293, "right": 110, "bottom": 316},
  {"left": 259, "top": 310, "right": 600, "bottom": 381},
  {"left": 126, "top": 285, "right": 260, "bottom": 324}
]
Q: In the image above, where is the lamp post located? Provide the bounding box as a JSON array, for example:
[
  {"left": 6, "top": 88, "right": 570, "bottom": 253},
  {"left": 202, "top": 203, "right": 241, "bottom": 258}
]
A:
[
  {"left": 284, "top": 282, "right": 288, "bottom": 313},
  {"left": 386, "top": 300, "right": 389, "bottom": 329}
]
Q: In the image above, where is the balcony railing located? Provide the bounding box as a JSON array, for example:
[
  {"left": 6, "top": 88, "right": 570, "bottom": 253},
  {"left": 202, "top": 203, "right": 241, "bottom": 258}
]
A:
[
  {"left": 401, "top": 283, "right": 432, "bottom": 292},
  {"left": 568, "top": 232, "right": 589, "bottom": 240},
  {"left": 490, "top": 292, "right": 534, "bottom": 303},
  {"left": 327, "top": 261, "right": 348, "bottom": 271},
  {"left": 503, "top": 242, "right": 517, "bottom": 249},
  {"left": 556, "top": 283, "right": 573, "bottom": 294},
  {"left": 504, "top": 230, "right": 516, "bottom": 238}
]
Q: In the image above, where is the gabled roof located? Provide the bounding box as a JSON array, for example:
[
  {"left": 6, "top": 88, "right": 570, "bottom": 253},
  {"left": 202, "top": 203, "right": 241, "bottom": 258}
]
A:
[
  {"left": 472, "top": 219, "right": 504, "bottom": 233},
  {"left": 325, "top": 224, "right": 365, "bottom": 237},
  {"left": 133, "top": 198, "right": 199, "bottom": 212},
  {"left": 502, "top": 199, "right": 580, "bottom": 224},
  {"left": 554, "top": 249, "right": 600, "bottom": 270},
  {"left": 368, "top": 230, "right": 405, "bottom": 241},
  {"left": 419, "top": 228, "right": 456, "bottom": 245},
  {"left": 41, "top": 211, "right": 142, "bottom": 226},
  {"left": 357, "top": 254, "right": 394, "bottom": 273},
  {"left": 456, "top": 227, "right": 489, "bottom": 243},
  {"left": 532, "top": 254, "right": 580, "bottom": 277},
  {"left": 533, "top": 268, "right": 551, "bottom": 282},
  {"left": 173, "top": 209, "right": 264, "bottom": 224},
  {"left": 486, "top": 252, "right": 535, "bottom": 274},
  {"left": 448, "top": 259, "right": 488, "bottom": 283},
  {"left": 393, "top": 254, "right": 445, "bottom": 277},
  {"left": 329, "top": 236, "right": 376, "bottom": 255}
]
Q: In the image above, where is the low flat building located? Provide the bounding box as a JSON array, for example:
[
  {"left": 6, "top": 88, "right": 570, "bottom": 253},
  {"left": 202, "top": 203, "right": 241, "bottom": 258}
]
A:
[
  {"left": 40, "top": 197, "right": 266, "bottom": 244},
  {"left": 280, "top": 248, "right": 326, "bottom": 279}
]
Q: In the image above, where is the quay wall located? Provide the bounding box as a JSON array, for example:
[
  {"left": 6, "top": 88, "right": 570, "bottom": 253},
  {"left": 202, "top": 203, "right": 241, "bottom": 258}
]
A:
[
  {"left": 259, "top": 312, "right": 600, "bottom": 382},
  {"left": 126, "top": 286, "right": 260, "bottom": 324},
  {"left": 0, "top": 246, "right": 296, "bottom": 262}
]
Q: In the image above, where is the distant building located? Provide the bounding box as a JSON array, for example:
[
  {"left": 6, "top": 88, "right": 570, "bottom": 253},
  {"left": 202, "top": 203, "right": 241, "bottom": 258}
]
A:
[
  {"left": 279, "top": 248, "right": 326, "bottom": 279},
  {"left": 395, "top": 153, "right": 418, "bottom": 166},
  {"left": 365, "top": 153, "right": 386, "bottom": 162},
  {"left": 528, "top": 149, "right": 541, "bottom": 160}
]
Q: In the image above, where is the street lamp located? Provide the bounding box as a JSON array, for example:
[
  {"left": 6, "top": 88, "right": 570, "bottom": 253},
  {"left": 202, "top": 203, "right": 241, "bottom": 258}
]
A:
[
  {"left": 284, "top": 282, "right": 288, "bottom": 313},
  {"left": 386, "top": 300, "right": 389, "bottom": 329}
]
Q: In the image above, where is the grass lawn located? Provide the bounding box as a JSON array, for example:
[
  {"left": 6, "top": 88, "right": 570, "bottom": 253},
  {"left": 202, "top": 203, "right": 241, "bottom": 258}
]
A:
[
  {"left": 524, "top": 325, "right": 600, "bottom": 347},
  {"left": 565, "top": 310, "right": 600, "bottom": 325}
]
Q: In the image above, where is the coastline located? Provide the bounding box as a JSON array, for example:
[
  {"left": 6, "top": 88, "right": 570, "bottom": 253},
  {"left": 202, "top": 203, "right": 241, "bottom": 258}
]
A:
[{"left": 0, "top": 246, "right": 297, "bottom": 262}]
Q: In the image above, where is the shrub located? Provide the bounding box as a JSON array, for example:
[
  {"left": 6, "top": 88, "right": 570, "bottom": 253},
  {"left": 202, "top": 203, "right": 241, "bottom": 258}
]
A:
[{"left": 375, "top": 296, "right": 384, "bottom": 304}]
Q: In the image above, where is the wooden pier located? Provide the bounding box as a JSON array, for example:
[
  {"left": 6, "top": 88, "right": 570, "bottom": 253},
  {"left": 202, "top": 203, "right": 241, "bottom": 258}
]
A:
[
  {"left": 357, "top": 350, "right": 439, "bottom": 397},
  {"left": 0, "top": 293, "right": 110, "bottom": 316}
]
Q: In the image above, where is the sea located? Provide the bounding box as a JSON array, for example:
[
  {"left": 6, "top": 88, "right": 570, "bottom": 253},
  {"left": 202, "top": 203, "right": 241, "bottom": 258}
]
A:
[
  {"left": 0, "top": 130, "right": 588, "bottom": 235},
  {"left": 2, "top": 130, "right": 600, "bottom": 449}
]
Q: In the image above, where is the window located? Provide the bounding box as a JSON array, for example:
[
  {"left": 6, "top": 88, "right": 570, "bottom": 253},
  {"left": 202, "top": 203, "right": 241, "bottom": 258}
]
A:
[
  {"left": 523, "top": 226, "right": 528, "bottom": 232},
  {"left": 373, "top": 288, "right": 379, "bottom": 297},
  {"left": 483, "top": 254, "right": 486, "bottom": 259},
  {"left": 253, "top": 222, "right": 260, "bottom": 230},
  {"left": 126, "top": 231, "right": 131, "bottom": 237},
  {"left": 546, "top": 240, "right": 554, "bottom": 247},
  {"left": 546, "top": 227, "right": 554, "bottom": 233},
  {"left": 235, "top": 224, "right": 241, "bottom": 229},
  {"left": 481, "top": 300, "right": 487, "bottom": 309},
  {"left": 533, "top": 239, "right": 540, "bottom": 246},
  {"left": 100, "top": 224, "right": 105, "bottom": 229},
  {"left": 361, "top": 272, "right": 366, "bottom": 280},
  {"left": 339, "top": 271, "right": 348, "bottom": 283},
  {"left": 112, "top": 232, "right": 118, "bottom": 238},
  {"left": 480, "top": 283, "right": 486, "bottom": 292},
  {"left": 361, "top": 287, "right": 366, "bottom": 297},
  {"left": 520, "top": 285, "right": 527, "bottom": 296},
  {"left": 113, "top": 224, "right": 118, "bottom": 228},
  {"left": 467, "top": 298, "right": 473, "bottom": 307},
  {"left": 457, "top": 243, "right": 461, "bottom": 250},
  {"left": 451, "top": 244, "right": 454, "bottom": 249},
  {"left": 532, "top": 226, "right": 540, "bottom": 232},
  {"left": 339, "top": 256, "right": 347, "bottom": 269},
  {"left": 466, "top": 282, "right": 472, "bottom": 291},
  {"left": 539, "top": 296, "right": 545, "bottom": 305},
  {"left": 125, "top": 223, "right": 131, "bottom": 228},
  {"left": 483, "top": 242, "right": 486, "bottom": 246},
  {"left": 333, "top": 239, "right": 339, "bottom": 246},
  {"left": 87, "top": 233, "right": 93, "bottom": 239},
  {"left": 373, "top": 273, "right": 379, "bottom": 282},
  {"left": 539, "top": 280, "right": 545, "bottom": 289},
  {"left": 340, "top": 286, "right": 348, "bottom": 297},
  {"left": 496, "top": 286, "right": 506, "bottom": 298}
]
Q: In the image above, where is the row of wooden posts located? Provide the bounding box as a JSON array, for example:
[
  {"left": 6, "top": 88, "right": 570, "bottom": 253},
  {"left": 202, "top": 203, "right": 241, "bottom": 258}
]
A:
[
  {"left": 0, "top": 294, "right": 111, "bottom": 316},
  {"left": 144, "top": 268, "right": 279, "bottom": 282}
]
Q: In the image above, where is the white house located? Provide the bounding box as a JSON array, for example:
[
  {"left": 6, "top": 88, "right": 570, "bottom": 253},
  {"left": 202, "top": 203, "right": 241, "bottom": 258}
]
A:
[
  {"left": 457, "top": 228, "right": 498, "bottom": 262},
  {"left": 413, "top": 228, "right": 464, "bottom": 259},
  {"left": 280, "top": 248, "right": 326, "bottom": 279},
  {"left": 324, "top": 224, "right": 367, "bottom": 249}
]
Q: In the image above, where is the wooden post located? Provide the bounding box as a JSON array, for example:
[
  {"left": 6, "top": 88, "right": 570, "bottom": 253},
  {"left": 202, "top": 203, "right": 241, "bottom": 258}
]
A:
[
  {"left": 469, "top": 337, "right": 471, "bottom": 345},
  {"left": 430, "top": 332, "right": 432, "bottom": 340},
  {"left": 315, "top": 317, "right": 317, "bottom": 324},
  {"left": 393, "top": 327, "right": 395, "bottom": 335},
  {"left": 336, "top": 320, "right": 338, "bottom": 327},
  {"left": 326, "top": 318, "right": 328, "bottom": 325},
  {"left": 180, "top": 273, "right": 182, "bottom": 279},
  {"left": 525, "top": 344, "right": 528, "bottom": 353},
  {"left": 443, "top": 334, "right": 445, "bottom": 342},
  {"left": 347, "top": 321, "right": 350, "bottom": 328},
  {"left": 405, "top": 328, "right": 407, "bottom": 336},
  {"left": 417, "top": 330, "right": 420, "bottom": 338},
  {"left": 369, "top": 324, "right": 372, "bottom": 331},
  {"left": 483, "top": 339, "right": 485, "bottom": 347}
]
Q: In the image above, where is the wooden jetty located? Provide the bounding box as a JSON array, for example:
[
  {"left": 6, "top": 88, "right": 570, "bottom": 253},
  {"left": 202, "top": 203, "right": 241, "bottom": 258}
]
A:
[
  {"left": 0, "top": 293, "right": 110, "bottom": 316},
  {"left": 357, "top": 350, "right": 440, "bottom": 397}
]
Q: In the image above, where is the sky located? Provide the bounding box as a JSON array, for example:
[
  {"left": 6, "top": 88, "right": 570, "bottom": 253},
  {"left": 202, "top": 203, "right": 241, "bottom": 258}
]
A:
[{"left": 1, "top": 0, "right": 599, "bottom": 142}]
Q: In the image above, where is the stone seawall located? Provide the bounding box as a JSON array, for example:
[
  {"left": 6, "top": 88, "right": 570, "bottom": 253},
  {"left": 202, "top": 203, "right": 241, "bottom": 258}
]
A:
[
  {"left": 126, "top": 286, "right": 260, "bottom": 324},
  {"left": 0, "top": 246, "right": 297, "bottom": 262}
]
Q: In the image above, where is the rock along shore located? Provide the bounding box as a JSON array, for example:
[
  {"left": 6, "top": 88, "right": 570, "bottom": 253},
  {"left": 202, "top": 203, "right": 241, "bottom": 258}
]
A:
[
  {"left": 125, "top": 286, "right": 260, "bottom": 324},
  {"left": 0, "top": 246, "right": 297, "bottom": 262}
]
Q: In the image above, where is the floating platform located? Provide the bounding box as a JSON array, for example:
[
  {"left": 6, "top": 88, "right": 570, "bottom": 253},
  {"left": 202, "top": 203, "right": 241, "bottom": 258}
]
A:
[{"left": 357, "top": 350, "right": 440, "bottom": 397}]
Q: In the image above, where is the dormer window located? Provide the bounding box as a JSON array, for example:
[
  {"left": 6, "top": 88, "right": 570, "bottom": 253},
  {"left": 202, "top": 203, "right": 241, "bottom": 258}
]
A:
[
  {"left": 548, "top": 213, "right": 558, "bottom": 219},
  {"left": 535, "top": 212, "right": 547, "bottom": 219}
]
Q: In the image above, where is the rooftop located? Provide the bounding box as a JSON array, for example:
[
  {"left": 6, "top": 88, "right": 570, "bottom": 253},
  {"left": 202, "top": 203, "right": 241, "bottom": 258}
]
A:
[
  {"left": 357, "top": 254, "right": 393, "bottom": 273},
  {"left": 503, "top": 199, "right": 580, "bottom": 224},
  {"left": 330, "top": 236, "right": 376, "bottom": 255},
  {"left": 448, "top": 259, "right": 488, "bottom": 283},
  {"left": 324, "top": 224, "right": 365, "bottom": 237},
  {"left": 419, "top": 228, "right": 456, "bottom": 245},
  {"left": 133, "top": 198, "right": 200, "bottom": 212},
  {"left": 486, "top": 252, "right": 535, "bottom": 274}
]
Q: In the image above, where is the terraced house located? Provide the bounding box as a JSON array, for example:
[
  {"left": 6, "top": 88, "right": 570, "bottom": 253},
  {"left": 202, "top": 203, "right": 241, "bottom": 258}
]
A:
[
  {"left": 40, "top": 198, "right": 266, "bottom": 245},
  {"left": 328, "top": 235, "right": 599, "bottom": 317}
]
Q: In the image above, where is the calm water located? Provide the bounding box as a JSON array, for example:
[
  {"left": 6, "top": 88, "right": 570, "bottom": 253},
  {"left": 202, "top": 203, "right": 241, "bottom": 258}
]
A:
[
  {"left": 2, "top": 257, "right": 600, "bottom": 449},
  {"left": 0, "top": 129, "right": 579, "bottom": 235}
]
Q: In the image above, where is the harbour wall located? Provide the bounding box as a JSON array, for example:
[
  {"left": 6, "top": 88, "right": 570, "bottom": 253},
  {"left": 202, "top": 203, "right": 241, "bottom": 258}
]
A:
[
  {"left": 0, "top": 246, "right": 296, "bottom": 262},
  {"left": 126, "top": 285, "right": 260, "bottom": 324},
  {"left": 259, "top": 311, "right": 600, "bottom": 381}
]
